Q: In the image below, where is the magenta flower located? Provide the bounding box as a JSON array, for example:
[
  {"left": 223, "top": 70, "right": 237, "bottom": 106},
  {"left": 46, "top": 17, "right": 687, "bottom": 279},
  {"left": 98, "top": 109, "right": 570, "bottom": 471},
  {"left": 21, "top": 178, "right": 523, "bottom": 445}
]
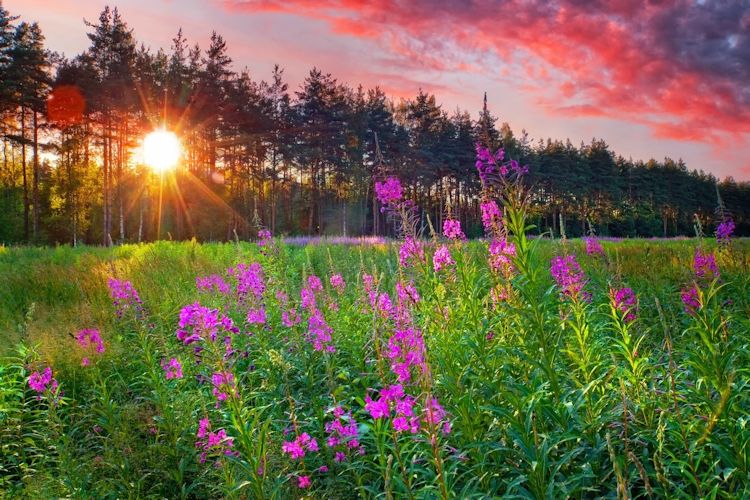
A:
[
  {"left": 693, "top": 250, "right": 719, "bottom": 280},
  {"left": 196, "top": 274, "right": 231, "bottom": 295},
  {"left": 364, "top": 394, "right": 390, "bottom": 419},
  {"left": 211, "top": 371, "right": 235, "bottom": 405},
  {"left": 585, "top": 238, "right": 604, "bottom": 257},
  {"left": 28, "top": 367, "right": 60, "bottom": 402},
  {"left": 480, "top": 200, "right": 502, "bottom": 234},
  {"left": 76, "top": 328, "right": 105, "bottom": 354},
  {"left": 195, "top": 418, "right": 237, "bottom": 464},
  {"left": 176, "top": 303, "right": 238, "bottom": 344},
  {"left": 330, "top": 274, "right": 346, "bottom": 293},
  {"left": 550, "top": 254, "right": 589, "bottom": 300},
  {"left": 611, "top": 287, "right": 637, "bottom": 323},
  {"left": 257, "top": 229, "right": 273, "bottom": 247},
  {"left": 162, "top": 358, "right": 183, "bottom": 379},
  {"left": 325, "top": 405, "right": 362, "bottom": 458},
  {"left": 681, "top": 286, "right": 701, "bottom": 314},
  {"left": 307, "top": 309, "right": 335, "bottom": 352},
  {"left": 489, "top": 238, "right": 516, "bottom": 276},
  {"left": 716, "top": 219, "right": 735, "bottom": 243},
  {"left": 282, "top": 432, "right": 319, "bottom": 460},
  {"left": 246, "top": 307, "right": 267, "bottom": 325},
  {"left": 386, "top": 328, "right": 426, "bottom": 384},
  {"left": 297, "top": 475, "right": 311, "bottom": 489},
  {"left": 374, "top": 176, "right": 403, "bottom": 206},
  {"left": 442, "top": 218, "right": 465, "bottom": 240},
  {"left": 108, "top": 278, "right": 144, "bottom": 318},
  {"left": 398, "top": 237, "right": 425, "bottom": 268},
  {"left": 228, "top": 262, "right": 266, "bottom": 303}
]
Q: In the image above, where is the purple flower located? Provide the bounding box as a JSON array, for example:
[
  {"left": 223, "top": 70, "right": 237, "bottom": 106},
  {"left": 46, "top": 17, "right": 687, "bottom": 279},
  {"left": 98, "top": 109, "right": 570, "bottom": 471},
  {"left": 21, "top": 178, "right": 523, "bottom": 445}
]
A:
[
  {"left": 257, "top": 229, "right": 273, "bottom": 247},
  {"left": 693, "top": 250, "right": 719, "bottom": 280},
  {"left": 196, "top": 274, "right": 231, "bottom": 295},
  {"left": 211, "top": 371, "right": 235, "bottom": 405},
  {"left": 550, "top": 254, "right": 588, "bottom": 300},
  {"left": 283, "top": 432, "right": 319, "bottom": 460},
  {"left": 246, "top": 307, "right": 267, "bottom": 325},
  {"left": 716, "top": 219, "right": 734, "bottom": 243},
  {"left": 195, "top": 419, "right": 237, "bottom": 464},
  {"left": 162, "top": 358, "right": 183, "bottom": 379},
  {"left": 28, "top": 367, "right": 61, "bottom": 402},
  {"left": 480, "top": 200, "right": 502, "bottom": 234},
  {"left": 585, "top": 238, "right": 604, "bottom": 257},
  {"left": 433, "top": 245, "right": 454, "bottom": 272},
  {"left": 375, "top": 176, "right": 403, "bottom": 206},
  {"left": 611, "top": 287, "right": 637, "bottom": 323},
  {"left": 76, "top": 328, "right": 105, "bottom": 354},
  {"left": 681, "top": 286, "right": 700, "bottom": 314},
  {"left": 330, "top": 274, "right": 345, "bottom": 293},
  {"left": 108, "top": 278, "right": 144, "bottom": 319},
  {"left": 398, "top": 237, "right": 425, "bottom": 268},
  {"left": 489, "top": 239, "right": 516, "bottom": 276},
  {"left": 228, "top": 263, "right": 266, "bottom": 303},
  {"left": 176, "top": 303, "right": 238, "bottom": 345},
  {"left": 386, "top": 328, "right": 426, "bottom": 384},
  {"left": 364, "top": 394, "right": 390, "bottom": 419},
  {"left": 307, "top": 309, "right": 335, "bottom": 352},
  {"left": 297, "top": 475, "right": 311, "bottom": 489},
  {"left": 442, "top": 218, "right": 465, "bottom": 240}
]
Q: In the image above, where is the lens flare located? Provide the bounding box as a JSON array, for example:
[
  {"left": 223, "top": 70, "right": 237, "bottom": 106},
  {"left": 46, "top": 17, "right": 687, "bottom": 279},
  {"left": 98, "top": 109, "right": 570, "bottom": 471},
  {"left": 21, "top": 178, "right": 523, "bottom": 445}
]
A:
[{"left": 143, "top": 129, "right": 181, "bottom": 172}]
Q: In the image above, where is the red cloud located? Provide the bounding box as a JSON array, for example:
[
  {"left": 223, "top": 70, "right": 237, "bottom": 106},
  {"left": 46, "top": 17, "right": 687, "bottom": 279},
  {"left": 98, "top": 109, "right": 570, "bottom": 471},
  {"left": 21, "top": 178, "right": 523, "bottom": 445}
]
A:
[{"left": 223, "top": 0, "right": 750, "bottom": 146}]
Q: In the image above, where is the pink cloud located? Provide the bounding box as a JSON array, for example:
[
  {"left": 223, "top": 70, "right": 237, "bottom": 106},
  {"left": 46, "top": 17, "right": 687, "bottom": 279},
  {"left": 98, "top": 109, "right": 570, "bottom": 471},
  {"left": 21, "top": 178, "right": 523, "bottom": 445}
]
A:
[{"left": 223, "top": 0, "right": 750, "bottom": 146}]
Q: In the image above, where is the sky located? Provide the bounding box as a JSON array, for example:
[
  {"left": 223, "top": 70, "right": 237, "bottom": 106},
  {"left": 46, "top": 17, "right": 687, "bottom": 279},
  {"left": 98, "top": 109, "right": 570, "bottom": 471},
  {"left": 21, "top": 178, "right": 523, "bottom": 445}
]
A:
[{"left": 7, "top": 0, "right": 750, "bottom": 180}]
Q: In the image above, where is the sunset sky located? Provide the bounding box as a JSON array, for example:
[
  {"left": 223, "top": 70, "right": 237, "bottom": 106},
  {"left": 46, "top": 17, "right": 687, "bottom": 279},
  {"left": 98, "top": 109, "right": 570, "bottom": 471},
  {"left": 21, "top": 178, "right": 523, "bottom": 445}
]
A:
[{"left": 8, "top": 0, "right": 750, "bottom": 180}]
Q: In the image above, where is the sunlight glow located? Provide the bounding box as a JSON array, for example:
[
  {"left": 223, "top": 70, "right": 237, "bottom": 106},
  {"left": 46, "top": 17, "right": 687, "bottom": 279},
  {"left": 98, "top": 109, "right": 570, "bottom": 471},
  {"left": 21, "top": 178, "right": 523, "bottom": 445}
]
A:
[{"left": 143, "top": 129, "right": 181, "bottom": 172}]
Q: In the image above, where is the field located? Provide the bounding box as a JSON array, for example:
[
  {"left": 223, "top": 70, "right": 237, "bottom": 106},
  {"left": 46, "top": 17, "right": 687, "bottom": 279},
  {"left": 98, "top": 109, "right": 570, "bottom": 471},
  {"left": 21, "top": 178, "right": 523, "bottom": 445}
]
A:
[{"left": 1, "top": 233, "right": 749, "bottom": 498}]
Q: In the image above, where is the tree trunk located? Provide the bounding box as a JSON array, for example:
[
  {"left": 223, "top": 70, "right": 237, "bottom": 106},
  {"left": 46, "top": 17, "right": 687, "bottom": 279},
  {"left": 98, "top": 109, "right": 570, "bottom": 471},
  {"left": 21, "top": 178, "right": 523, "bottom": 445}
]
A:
[
  {"left": 21, "top": 107, "right": 29, "bottom": 241},
  {"left": 32, "top": 110, "right": 40, "bottom": 241}
]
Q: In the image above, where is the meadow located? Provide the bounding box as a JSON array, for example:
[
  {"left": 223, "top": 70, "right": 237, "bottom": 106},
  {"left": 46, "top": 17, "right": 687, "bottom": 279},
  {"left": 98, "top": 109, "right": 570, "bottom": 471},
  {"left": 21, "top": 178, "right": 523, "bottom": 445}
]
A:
[{"left": 1, "top": 150, "right": 749, "bottom": 498}]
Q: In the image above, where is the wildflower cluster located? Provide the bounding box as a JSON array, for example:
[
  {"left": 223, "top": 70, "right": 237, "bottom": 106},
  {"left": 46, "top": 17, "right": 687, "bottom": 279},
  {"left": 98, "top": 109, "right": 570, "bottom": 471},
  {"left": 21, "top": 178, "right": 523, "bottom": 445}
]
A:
[
  {"left": 442, "top": 218, "right": 465, "bottom": 240},
  {"left": 196, "top": 418, "right": 237, "bottom": 464},
  {"left": 325, "top": 406, "right": 364, "bottom": 460},
  {"left": 76, "top": 328, "right": 105, "bottom": 366},
  {"left": 433, "top": 245, "right": 455, "bottom": 272},
  {"left": 585, "top": 237, "right": 604, "bottom": 257},
  {"left": 196, "top": 274, "right": 231, "bottom": 295},
  {"left": 108, "top": 278, "right": 144, "bottom": 318},
  {"left": 610, "top": 287, "right": 637, "bottom": 323},
  {"left": 550, "top": 254, "right": 589, "bottom": 301},
  {"left": 480, "top": 200, "right": 502, "bottom": 235},
  {"left": 28, "top": 367, "right": 61, "bottom": 403},
  {"left": 161, "top": 358, "right": 183, "bottom": 379},
  {"left": 715, "top": 218, "right": 734, "bottom": 244},
  {"left": 374, "top": 176, "right": 403, "bottom": 207},
  {"left": 282, "top": 432, "right": 319, "bottom": 460},
  {"left": 176, "top": 303, "right": 238, "bottom": 345},
  {"left": 398, "top": 236, "right": 425, "bottom": 268},
  {"left": 300, "top": 275, "right": 335, "bottom": 352}
]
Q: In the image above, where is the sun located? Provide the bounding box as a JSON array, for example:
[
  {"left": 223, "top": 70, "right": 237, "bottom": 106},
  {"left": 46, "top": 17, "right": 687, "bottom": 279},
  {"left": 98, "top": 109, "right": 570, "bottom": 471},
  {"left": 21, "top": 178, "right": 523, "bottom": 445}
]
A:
[{"left": 143, "top": 129, "right": 181, "bottom": 172}]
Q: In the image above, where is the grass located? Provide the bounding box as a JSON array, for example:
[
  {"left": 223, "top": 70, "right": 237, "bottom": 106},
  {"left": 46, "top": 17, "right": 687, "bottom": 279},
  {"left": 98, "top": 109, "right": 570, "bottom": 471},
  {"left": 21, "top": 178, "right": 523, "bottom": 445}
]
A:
[{"left": 1, "top": 237, "right": 749, "bottom": 498}]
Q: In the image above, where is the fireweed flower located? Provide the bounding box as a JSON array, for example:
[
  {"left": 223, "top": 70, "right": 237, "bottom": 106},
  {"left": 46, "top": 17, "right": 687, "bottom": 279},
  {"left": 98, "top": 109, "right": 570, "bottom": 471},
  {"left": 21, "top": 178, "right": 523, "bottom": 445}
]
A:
[
  {"left": 475, "top": 144, "right": 503, "bottom": 183},
  {"left": 76, "top": 328, "right": 105, "bottom": 354},
  {"left": 442, "top": 218, "right": 465, "bottom": 240},
  {"left": 550, "top": 254, "right": 589, "bottom": 300},
  {"left": 282, "top": 432, "right": 319, "bottom": 460},
  {"left": 257, "top": 229, "right": 273, "bottom": 247},
  {"left": 176, "top": 303, "right": 238, "bottom": 345},
  {"left": 195, "top": 418, "right": 237, "bottom": 464},
  {"left": 610, "top": 287, "right": 637, "bottom": 323},
  {"left": 330, "top": 274, "right": 346, "bottom": 293},
  {"left": 307, "top": 309, "right": 335, "bottom": 352},
  {"left": 398, "top": 237, "right": 425, "bottom": 268},
  {"left": 488, "top": 238, "right": 516, "bottom": 276},
  {"left": 681, "top": 286, "right": 701, "bottom": 314},
  {"left": 297, "top": 475, "right": 311, "bottom": 489},
  {"left": 325, "top": 406, "right": 364, "bottom": 458},
  {"left": 423, "top": 397, "right": 451, "bottom": 435},
  {"left": 386, "top": 327, "right": 427, "bottom": 384},
  {"left": 28, "top": 367, "right": 61, "bottom": 402},
  {"left": 585, "top": 238, "right": 604, "bottom": 257},
  {"left": 108, "top": 278, "right": 144, "bottom": 318},
  {"left": 693, "top": 250, "right": 719, "bottom": 280},
  {"left": 246, "top": 307, "right": 267, "bottom": 325},
  {"left": 196, "top": 274, "right": 231, "bottom": 295},
  {"left": 211, "top": 371, "right": 236, "bottom": 406},
  {"left": 716, "top": 218, "right": 735, "bottom": 244},
  {"left": 228, "top": 262, "right": 265, "bottom": 303},
  {"left": 162, "top": 358, "right": 183, "bottom": 379},
  {"left": 480, "top": 200, "right": 502, "bottom": 234},
  {"left": 374, "top": 176, "right": 403, "bottom": 206}
]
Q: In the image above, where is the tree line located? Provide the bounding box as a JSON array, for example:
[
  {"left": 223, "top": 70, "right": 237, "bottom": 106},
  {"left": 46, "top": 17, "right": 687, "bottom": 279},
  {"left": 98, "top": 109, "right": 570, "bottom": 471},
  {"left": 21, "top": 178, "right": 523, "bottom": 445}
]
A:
[{"left": 1, "top": 5, "right": 747, "bottom": 245}]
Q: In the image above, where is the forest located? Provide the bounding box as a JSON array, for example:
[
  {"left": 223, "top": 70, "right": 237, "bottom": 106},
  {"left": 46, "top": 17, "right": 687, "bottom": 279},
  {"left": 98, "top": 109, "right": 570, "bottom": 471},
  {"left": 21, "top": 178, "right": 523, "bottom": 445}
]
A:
[{"left": 1, "top": 5, "right": 748, "bottom": 245}]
